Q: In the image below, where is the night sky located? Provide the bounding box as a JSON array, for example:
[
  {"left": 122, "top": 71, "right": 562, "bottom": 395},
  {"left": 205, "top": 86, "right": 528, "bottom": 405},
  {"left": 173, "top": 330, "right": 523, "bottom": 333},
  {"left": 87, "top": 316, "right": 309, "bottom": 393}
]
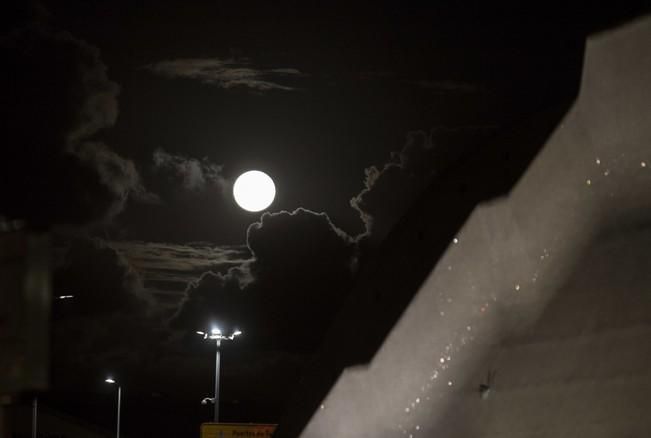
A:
[{"left": 3, "top": 2, "right": 646, "bottom": 436}]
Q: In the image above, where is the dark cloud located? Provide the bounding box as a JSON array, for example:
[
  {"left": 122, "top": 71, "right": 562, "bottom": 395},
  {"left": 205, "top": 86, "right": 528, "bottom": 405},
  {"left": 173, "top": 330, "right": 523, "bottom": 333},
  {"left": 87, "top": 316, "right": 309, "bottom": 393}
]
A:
[
  {"left": 153, "top": 148, "right": 228, "bottom": 192},
  {"left": 111, "top": 240, "right": 250, "bottom": 304},
  {"left": 172, "top": 208, "right": 356, "bottom": 351},
  {"left": 51, "top": 309, "right": 163, "bottom": 389},
  {"left": 170, "top": 269, "right": 249, "bottom": 335},
  {"left": 414, "top": 79, "right": 480, "bottom": 93},
  {"left": 350, "top": 128, "right": 494, "bottom": 243},
  {"left": 76, "top": 142, "right": 158, "bottom": 210},
  {"left": 51, "top": 237, "right": 167, "bottom": 388},
  {"left": 0, "top": 24, "right": 153, "bottom": 227},
  {"left": 145, "top": 57, "right": 305, "bottom": 91},
  {"left": 357, "top": 72, "right": 480, "bottom": 94},
  {"left": 350, "top": 131, "right": 435, "bottom": 241},
  {"left": 114, "top": 149, "right": 242, "bottom": 244},
  {"left": 246, "top": 208, "right": 354, "bottom": 269},
  {"left": 54, "top": 238, "right": 151, "bottom": 317}
]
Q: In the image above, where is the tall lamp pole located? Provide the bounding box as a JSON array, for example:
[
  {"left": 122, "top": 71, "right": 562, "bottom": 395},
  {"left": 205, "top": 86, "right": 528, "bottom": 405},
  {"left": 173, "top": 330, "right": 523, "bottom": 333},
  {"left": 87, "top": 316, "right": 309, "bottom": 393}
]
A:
[
  {"left": 31, "top": 397, "right": 37, "bottom": 438},
  {"left": 196, "top": 327, "right": 242, "bottom": 422},
  {"left": 105, "top": 378, "right": 121, "bottom": 438}
]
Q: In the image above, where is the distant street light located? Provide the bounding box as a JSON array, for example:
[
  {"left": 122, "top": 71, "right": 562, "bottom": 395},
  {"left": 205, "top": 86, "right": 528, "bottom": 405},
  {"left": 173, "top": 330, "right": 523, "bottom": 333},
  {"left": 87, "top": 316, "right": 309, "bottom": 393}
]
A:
[
  {"left": 196, "top": 326, "right": 242, "bottom": 422},
  {"left": 105, "top": 377, "right": 122, "bottom": 438},
  {"left": 57, "top": 294, "right": 74, "bottom": 300}
]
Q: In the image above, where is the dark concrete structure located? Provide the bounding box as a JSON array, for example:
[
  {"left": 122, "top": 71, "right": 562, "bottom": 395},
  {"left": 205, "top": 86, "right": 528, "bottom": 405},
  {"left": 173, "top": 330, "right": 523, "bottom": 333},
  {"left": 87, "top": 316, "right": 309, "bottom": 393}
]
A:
[{"left": 6, "top": 403, "right": 114, "bottom": 438}]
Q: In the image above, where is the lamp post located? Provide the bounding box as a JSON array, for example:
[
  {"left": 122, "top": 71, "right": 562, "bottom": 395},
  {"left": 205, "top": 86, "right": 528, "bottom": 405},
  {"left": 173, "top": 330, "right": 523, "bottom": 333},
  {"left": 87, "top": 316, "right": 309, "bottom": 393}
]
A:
[
  {"left": 196, "top": 327, "right": 242, "bottom": 422},
  {"left": 31, "top": 397, "right": 37, "bottom": 438},
  {"left": 105, "top": 377, "right": 121, "bottom": 438}
]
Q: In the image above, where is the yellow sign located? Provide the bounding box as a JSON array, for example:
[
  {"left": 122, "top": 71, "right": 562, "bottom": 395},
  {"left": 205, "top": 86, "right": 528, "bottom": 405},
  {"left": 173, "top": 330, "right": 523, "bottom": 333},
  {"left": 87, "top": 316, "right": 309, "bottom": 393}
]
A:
[{"left": 201, "top": 423, "right": 277, "bottom": 438}]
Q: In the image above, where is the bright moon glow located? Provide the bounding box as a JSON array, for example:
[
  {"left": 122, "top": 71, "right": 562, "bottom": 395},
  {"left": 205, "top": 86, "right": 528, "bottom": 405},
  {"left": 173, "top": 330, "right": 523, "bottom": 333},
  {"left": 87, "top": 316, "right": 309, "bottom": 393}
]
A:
[{"left": 233, "top": 170, "right": 276, "bottom": 212}]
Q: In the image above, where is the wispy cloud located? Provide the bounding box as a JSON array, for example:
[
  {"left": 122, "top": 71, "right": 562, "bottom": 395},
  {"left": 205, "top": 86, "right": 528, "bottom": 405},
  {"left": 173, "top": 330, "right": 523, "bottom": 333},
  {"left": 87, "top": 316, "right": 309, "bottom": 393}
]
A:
[
  {"left": 153, "top": 148, "right": 227, "bottom": 192},
  {"left": 111, "top": 241, "right": 251, "bottom": 294},
  {"left": 145, "top": 57, "right": 305, "bottom": 91},
  {"left": 2, "top": 25, "right": 157, "bottom": 226}
]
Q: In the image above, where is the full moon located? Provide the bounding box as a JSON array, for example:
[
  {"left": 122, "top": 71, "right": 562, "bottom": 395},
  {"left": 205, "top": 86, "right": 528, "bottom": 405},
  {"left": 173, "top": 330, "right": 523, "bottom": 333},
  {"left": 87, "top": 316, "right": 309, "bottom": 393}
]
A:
[{"left": 233, "top": 170, "right": 276, "bottom": 212}]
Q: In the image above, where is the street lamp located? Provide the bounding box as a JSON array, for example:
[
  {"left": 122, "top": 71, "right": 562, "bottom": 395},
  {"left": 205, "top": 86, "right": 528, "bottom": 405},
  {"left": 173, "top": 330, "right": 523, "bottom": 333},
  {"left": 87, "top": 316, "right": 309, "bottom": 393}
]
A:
[
  {"left": 196, "top": 326, "right": 242, "bottom": 422},
  {"left": 57, "top": 294, "right": 75, "bottom": 300},
  {"left": 105, "top": 377, "right": 122, "bottom": 438}
]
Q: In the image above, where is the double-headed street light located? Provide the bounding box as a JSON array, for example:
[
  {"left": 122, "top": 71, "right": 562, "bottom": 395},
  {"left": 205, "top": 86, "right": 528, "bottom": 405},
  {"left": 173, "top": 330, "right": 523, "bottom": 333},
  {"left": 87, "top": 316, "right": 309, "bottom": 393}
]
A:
[
  {"left": 196, "top": 327, "right": 242, "bottom": 341},
  {"left": 196, "top": 326, "right": 242, "bottom": 422},
  {"left": 105, "top": 377, "right": 122, "bottom": 438}
]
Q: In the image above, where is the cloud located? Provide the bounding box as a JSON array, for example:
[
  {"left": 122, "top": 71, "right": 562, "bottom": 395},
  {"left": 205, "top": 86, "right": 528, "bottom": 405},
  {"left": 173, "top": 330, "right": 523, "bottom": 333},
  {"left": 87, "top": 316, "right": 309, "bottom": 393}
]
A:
[
  {"left": 145, "top": 57, "right": 305, "bottom": 91},
  {"left": 107, "top": 149, "right": 235, "bottom": 243},
  {"left": 357, "top": 72, "right": 480, "bottom": 94},
  {"left": 54, "top": 238, "right": 152, "bottom": 317},
  {"left": 170, "top": 269, "right": 249, "bottom": 334},
  {"left": 350, "top": 131, "right": 434, "bottom": 241},
  {"left": 350, "top": 128, "right": 494, "bottom": 243},
  {"left": 171, "top": 208, "right": 356, "bottom": 351},
  {"left": 50, "top": 237, "right": 174, "bottom": 384},
  {"left": 0, "top": 24, "right": 153, "bottom": 226},
  {"left": 415, "top": 80, "right": 479, "bottom": 93},
  {"left": 153, "top": 148, "right": 227, "bottom": 192},
  {"left": 110, "top": 240, "right": 250, "bottom": 302},
  {"left": 246, "top": 208, "right": 354, "bottom": 266},
  {"left": 77, "top": 142, "right": 158, "bottom": 212}
]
